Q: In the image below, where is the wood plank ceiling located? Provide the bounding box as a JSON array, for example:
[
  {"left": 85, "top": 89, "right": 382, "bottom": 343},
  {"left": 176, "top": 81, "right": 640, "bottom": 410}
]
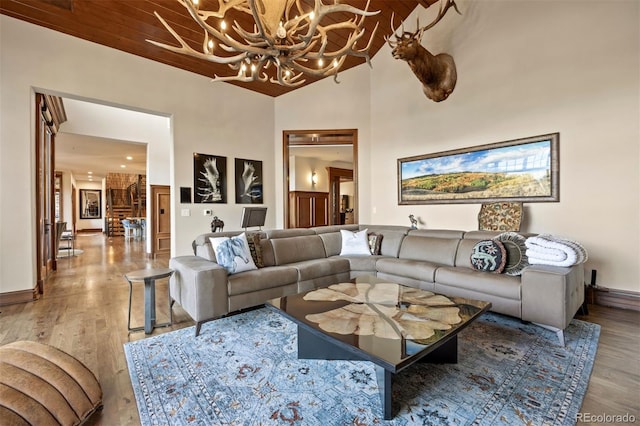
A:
[{"left": 1, "top": 0, "right": 437, "bottom": 97}]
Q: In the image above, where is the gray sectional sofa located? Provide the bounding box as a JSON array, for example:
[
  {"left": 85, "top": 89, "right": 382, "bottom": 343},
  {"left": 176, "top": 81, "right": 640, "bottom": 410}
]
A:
[{"left": 169, "top": 225, "right": 585, "bottom": 345}]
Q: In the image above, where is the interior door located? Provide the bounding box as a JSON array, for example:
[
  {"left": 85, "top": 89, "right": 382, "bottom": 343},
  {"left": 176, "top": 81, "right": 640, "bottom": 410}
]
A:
[
  {"left": 151, "top": 185, "right": 171, "bottom": 256},
  {"left": 35, "top": 94, "right": 56, "bottom": 293},
  {"left": 327, "top": 167, "right": 353, "bottom": 225}
]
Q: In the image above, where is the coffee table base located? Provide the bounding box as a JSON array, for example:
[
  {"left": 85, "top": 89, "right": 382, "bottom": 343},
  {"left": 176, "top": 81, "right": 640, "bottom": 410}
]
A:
[{"left": 297, "top": 327, "right": 458, "bottom": 420}]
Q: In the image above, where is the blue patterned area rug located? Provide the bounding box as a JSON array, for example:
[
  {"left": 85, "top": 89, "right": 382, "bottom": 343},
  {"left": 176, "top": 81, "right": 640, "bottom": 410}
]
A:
[{"left": 124, "top": 308, "right": 599, "bottom": 425}]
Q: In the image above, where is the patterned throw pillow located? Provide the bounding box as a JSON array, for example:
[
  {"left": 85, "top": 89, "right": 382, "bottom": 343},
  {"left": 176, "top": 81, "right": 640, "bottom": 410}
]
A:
[
  {"left": 246, "top": 233, "right": 265, "bottom": 268},
  {"left": 495, "top": 232, "right": 529, "bottom": 276},
  {"left": 209, "top": 233, "right": 257, "bottom": 274},
  {"left": 470, "top": 240, "right": 507, "bottom": 273},
  {"left": 478, "top": 202, "right": 523, "bottom": 232},
  {"left": 367, "top": 233, "right": 383, "bottom": 255}
]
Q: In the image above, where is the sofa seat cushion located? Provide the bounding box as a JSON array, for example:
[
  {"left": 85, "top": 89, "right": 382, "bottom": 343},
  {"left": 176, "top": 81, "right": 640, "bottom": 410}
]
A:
[
  {"left": 376, "top": 258, "right": 439, "bottom": 283},
  {"left": 336, "top": 254, "right": 386, "bottom": 272},
  {"left": 435, "top": 266, "right": 521, "bottom": 300},
  {"left": 288, "top": 257, "right": 350, "bottom": 281},
  {"left": 227, "top": 266, "right": 298, "bottom": 296}
]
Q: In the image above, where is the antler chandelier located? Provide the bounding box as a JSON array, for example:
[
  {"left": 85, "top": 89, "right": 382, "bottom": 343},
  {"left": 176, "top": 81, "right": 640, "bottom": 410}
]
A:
[{"left": 147, "top": 0, "right": 380, "bottom": 87}]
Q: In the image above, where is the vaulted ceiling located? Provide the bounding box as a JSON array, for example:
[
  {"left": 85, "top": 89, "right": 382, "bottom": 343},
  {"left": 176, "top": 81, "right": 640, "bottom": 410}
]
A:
[{"left": 1, "top": 0, "right": 436, "bottom": 97}]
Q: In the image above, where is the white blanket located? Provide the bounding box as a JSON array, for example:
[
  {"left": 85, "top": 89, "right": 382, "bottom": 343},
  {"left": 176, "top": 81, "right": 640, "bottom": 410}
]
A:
[{"left": 525, "top": 234, "right": 588, "bottom": 267}]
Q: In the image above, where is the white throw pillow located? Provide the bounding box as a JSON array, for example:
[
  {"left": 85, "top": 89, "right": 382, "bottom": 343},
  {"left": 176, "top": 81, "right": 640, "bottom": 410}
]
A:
[
  {"left": 209, "top": 233, "right": 257, "bottom": 274},
  {"left": 340, "top": 229, "right": 371, "bottom": 256}
]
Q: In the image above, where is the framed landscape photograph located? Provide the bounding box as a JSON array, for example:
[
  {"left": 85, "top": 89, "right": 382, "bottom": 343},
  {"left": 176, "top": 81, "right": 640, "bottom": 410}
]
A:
[
  {"left": 79, "top": 189, "right": 102, "bottom": 219},
  {"left": 235, "top": 158, "right": 263, "bottom": 204},
  {"left": 398, "top": 133, "right": 559, "bottom": 204},
  {"left": 194, "top": 153, "right": 227, "bottom": 203}
]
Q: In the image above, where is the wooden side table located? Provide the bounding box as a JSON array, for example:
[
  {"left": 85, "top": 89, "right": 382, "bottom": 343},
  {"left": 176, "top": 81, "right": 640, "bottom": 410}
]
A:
[{"left": 125, "top": 267, "right": 174, "bottom": 334}]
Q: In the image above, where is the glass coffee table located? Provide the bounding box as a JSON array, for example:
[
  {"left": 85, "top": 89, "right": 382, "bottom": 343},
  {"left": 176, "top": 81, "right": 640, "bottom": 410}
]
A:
[{"left": 266, "top": 275, "right": 491, "bottom": 420}]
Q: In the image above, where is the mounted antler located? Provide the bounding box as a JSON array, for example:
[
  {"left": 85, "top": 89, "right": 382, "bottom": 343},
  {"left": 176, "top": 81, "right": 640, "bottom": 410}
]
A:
[
  {"left": 385, "top": 0, "right": 461, "bottom": 102},
  {"left": 147, "top": 0, "right": 379, "bottom": 87}
]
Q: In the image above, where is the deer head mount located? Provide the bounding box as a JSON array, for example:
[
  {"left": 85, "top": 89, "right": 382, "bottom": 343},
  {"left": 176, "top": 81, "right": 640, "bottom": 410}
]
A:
[{"left": 386, "top": 0, "right": 461, "bottom": 102}]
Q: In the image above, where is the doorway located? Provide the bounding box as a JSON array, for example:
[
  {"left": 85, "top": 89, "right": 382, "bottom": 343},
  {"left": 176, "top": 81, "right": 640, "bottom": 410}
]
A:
[
  {"left": 151, "top": 185, "right": 171, "bottom": 256},
  {"left": 283, "top": 129, "right": 358, "bottom": 228},
  {"left": 327, "top": 167, "right": 354, "bottom": 226},
  {"left": 35, "top": 93, "right": 67, "bottom": 295}
]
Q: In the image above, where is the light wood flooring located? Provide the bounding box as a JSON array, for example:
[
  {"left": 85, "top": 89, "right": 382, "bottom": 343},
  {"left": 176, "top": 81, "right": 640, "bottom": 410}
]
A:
[{"left": 0, "top": 233, "right": 638, "bottom": 425}]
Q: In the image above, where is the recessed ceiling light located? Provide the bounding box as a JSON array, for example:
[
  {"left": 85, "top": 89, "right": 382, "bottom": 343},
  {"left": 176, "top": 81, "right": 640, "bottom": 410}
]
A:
[
  {"left": 88, "top": 171, "right": 93, "bottom": 174},
  {"left": 126, "top": 156, "right": 133, "bottom": 160},
  {"left": 120, "top": 165, "right": 126, "bottom": 168}
]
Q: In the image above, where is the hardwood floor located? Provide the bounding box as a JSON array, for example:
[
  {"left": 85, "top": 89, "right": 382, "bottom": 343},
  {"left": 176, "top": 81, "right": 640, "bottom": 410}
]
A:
[
  {"left": 0, "top": 233, "right": 193, "bottom": 425},
  {"left": 0, "top": 233, "right": 638, "bottom": 425}
]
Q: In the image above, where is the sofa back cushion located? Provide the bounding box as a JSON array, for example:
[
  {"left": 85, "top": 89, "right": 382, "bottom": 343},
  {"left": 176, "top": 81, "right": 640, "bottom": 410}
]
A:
[
  {"left": 313, "top": 225, "right": 359, "bottom": 257},
  {"left": 269, "top": 235, "right": 327, "bottom": 265},
  {"left": 463, "top": 230, "right": 501, "bottom": 240},
  {"left": 318, "top": 232, "right": 342, "bottom": 257},
  {"left": 408, "top": 229, "right": 465, "bottom": 239},
  {"left": 377, "top": 231, "right": 405, "bottom": 257},
  {"left": 195, "top": 242, "right": 215, "bottom": 261},
  {"left": 398, "top": 235, "right": 460, "bottom": 266},
  {"left": 265, "top": 228, "right": 316, "bottom": 239},
  {"left": 360, "top": 225, "right": 409, "bottom": 258},
  {"left": 311, "top": 225, "right": 359, "bottom": 235},
  {"left": 455, "top": 238, "right": 482, "bottom": 268}
]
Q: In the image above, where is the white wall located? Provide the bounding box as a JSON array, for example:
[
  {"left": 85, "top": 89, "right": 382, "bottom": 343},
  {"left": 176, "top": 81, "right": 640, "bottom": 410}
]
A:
[
  {"left": 76, "top": 181, "right": 104, "bottom": 231},
  {"left": 60, "top": 171, "right": 73, "bottom": 228},
  {"left": 289, "top": 156, "right": 352, "bottom": 193},
  {"left": 275, "top": 65, "right": 372, "bottom": 225},
  {"left": 1, "top": 0, "right": 638, "bottom": 296},
  {"left": 275, "top": 1, "right": 639, "bottom": 293},
  {"left": 0, "top": 16, "right": 275, "bottom": 294}
]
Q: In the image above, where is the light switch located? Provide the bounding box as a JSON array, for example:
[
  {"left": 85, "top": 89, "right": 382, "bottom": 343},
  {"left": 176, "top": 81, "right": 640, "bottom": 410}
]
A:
[{"left": 181, "top": 208, "right": 191, "bottom": 217}]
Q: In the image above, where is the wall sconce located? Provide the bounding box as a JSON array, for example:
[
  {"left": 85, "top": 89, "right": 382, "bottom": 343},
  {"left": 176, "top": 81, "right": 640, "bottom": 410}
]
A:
[{"left": 311, "top": 172, "right": 318, "bottom": 186}]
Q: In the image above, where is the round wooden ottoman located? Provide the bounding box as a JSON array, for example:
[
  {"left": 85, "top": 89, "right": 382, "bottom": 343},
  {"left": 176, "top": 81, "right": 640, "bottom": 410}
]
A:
[{"left": 0, "top": 341, "right": 103, "bottom": 425}]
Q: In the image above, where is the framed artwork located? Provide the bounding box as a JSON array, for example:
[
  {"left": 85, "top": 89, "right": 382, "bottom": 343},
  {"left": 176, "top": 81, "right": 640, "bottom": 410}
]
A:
[
  {"left": 398, "top": 133, "right": 559, "bottom": 204},
  {"left": 194, "top": 153, "right": 227, "bottom": 203},
  {"left": 180, "top": 187, "right": 192, "bottom": 204},
  {"left": 235, "top": 158, "right": 263, "bottom": 204},
  {"left": 79, "top": 189, "right": 102, "bottom": 219}
]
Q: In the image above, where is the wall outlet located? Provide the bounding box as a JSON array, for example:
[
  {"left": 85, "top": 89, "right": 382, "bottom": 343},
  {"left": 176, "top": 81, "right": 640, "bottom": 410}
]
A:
[
  {"left": 203, "top": 209, "right": 212, "bottom": 216},
  {"left": 181, "top": 208, "right": 191, "bottom": 217}
]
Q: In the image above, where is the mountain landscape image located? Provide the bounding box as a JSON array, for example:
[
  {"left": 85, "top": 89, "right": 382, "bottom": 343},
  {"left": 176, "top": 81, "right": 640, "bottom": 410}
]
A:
[{"left": 400, "top": 139, "right": 554, "bottom": 203}]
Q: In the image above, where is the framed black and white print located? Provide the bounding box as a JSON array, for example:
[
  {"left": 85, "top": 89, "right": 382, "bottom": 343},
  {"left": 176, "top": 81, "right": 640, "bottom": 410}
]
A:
[
  {"left": 194, "top": 153, "right": 227, "bottom": 203},
  {"left": 79, "top": 189, "right": 102, "bottom": 219},
  {"left": 235, "top": 158, "right": 263, "bottom": 204}
]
